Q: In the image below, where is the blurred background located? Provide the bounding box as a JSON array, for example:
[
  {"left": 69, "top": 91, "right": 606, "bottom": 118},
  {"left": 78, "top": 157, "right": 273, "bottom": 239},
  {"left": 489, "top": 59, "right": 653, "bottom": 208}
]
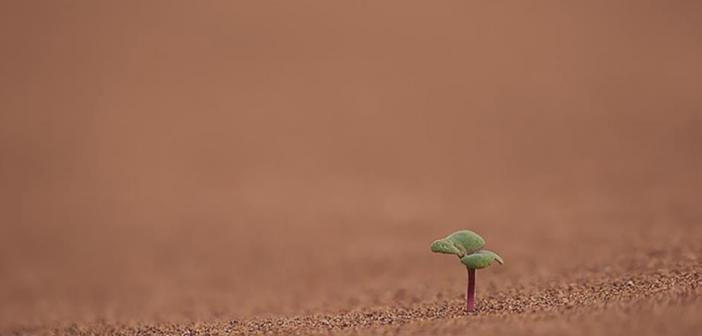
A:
[{"left": 1, "top": 0, "right": 701, "bottom": 328}]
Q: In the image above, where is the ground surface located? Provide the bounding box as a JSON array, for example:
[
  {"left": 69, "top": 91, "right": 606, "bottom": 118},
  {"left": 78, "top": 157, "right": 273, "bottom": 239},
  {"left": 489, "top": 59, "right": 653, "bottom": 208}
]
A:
[
  {"left": 4, "top": 184, "right": 701, "bottom": 335},
  {"left": 2, "top": 1, "right": 702, "bottom": 335}
]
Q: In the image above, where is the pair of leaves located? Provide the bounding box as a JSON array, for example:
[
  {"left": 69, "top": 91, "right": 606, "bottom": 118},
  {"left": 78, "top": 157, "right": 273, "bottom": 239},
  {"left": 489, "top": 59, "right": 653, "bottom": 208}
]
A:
[{"left": 430, "top": 230, "right": 503, "bottom": 269}]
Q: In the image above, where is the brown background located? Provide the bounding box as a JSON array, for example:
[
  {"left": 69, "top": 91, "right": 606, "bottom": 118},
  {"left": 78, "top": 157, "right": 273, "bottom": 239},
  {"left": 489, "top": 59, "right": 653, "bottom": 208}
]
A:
[{"left": 1, "top": 1, "right": 701, "bottom": 334}]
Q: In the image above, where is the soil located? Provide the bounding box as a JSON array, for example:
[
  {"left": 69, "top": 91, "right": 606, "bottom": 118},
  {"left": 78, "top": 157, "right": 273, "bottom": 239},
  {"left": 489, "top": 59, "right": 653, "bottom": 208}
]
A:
[{"left": 1, "top": 1, "right": 701, "bottom": 335}]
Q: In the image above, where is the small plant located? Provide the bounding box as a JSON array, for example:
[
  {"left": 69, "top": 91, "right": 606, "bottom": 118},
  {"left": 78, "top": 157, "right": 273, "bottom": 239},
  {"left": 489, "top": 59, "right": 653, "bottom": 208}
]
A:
[{"left": 430, "top": 230, "right": 503, "bottom": 313}]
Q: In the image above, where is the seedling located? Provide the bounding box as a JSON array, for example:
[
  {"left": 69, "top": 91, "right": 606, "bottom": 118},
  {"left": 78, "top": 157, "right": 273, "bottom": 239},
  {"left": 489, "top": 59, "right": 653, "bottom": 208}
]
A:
[{"left": 430, "top": 230, "right": 503, "bottom": 313}]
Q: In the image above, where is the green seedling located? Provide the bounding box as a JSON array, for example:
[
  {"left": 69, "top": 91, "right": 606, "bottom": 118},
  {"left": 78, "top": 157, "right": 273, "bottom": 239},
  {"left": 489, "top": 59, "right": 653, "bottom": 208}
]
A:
[{"left": 430, "top": 230, "right": 503, "bottom": 313}]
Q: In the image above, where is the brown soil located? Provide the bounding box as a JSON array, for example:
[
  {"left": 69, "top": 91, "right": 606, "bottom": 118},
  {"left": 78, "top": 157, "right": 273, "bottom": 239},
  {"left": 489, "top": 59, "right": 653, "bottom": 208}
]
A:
[{"left": 2, "top": 1, "right": 702, "bottom": 335}]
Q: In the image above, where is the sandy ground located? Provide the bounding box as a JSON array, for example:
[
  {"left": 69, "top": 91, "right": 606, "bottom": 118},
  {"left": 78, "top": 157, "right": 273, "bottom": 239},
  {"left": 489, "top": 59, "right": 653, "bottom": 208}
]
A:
[{"left": 1, "top": 1, "right": 702, "bottom": 335}]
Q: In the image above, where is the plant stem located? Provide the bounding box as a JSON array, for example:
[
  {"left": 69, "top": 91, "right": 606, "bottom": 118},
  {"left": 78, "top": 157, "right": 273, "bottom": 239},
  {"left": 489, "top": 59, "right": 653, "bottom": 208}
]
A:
[{"left": 466, "top": 267, "right": 476, "bottom": 313}]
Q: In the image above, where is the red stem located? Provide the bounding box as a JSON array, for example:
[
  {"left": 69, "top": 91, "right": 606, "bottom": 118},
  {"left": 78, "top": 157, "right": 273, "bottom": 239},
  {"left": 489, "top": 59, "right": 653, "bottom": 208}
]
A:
[{"left": 466, "top": 267, "right": 476, "bottom": 313}]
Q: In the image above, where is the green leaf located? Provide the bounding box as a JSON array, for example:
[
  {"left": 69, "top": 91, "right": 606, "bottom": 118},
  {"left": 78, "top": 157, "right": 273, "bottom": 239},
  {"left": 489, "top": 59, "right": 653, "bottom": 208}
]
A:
[
  {"left": 430, "top": 230, "right": 485, "bottom": 257},
  {"left": 430, "top": 239, "right": 463, "bottom": 256},
  {"left": 460, "top": 250, "right": 504, "bottom": 269},
  {"left": 446, "top": 230, "right": 486, "bottom": 255}
]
